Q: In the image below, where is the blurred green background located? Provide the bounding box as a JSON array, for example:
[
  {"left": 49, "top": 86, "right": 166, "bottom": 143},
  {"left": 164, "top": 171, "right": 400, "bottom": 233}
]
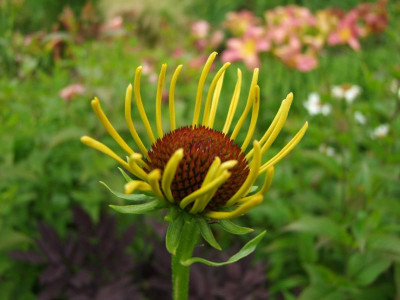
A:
[{"left": 1, "top": 0, "right": 399, "bottom": 299}]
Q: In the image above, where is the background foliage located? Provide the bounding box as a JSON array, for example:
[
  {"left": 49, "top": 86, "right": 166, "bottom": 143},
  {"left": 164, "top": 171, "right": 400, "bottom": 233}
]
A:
[{"left": 0, "top": 0, "right": 399, "bottom": 299}]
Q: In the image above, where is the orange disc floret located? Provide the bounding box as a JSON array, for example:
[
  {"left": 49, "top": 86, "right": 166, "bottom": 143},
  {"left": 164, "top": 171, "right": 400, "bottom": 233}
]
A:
[{"left": 147, "top": 126, "right": 249, "bottom": 209}]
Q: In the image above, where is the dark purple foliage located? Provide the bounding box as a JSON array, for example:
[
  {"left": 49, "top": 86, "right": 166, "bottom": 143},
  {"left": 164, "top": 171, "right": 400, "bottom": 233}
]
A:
[{"left": 10, "top": 206, "right": 144, "bottom": 300}]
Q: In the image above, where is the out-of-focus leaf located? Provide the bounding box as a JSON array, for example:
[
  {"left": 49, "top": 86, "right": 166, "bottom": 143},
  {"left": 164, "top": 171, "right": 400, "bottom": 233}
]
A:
[
  {"left": 347, "top": 251, "right": 391, "bottom": 286},
  {"left": 0, "top": 229, "right": 31, "bottom": 250},
  {"left": 284, "top": 216, "right": 351, "bottom": 245}
]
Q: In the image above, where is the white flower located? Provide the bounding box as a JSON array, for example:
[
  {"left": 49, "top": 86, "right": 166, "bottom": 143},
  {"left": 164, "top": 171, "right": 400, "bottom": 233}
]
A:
[
  {"left": 354, "top": 111, "right": 366, "bottom": 125},
  {"left": 319, "top": 144, "right": 336, "bottom": 157},
  {"left": 304, "top": 92, "right": 331, "bottom": 116},
  {"left": 370, "top": 124, "right": 389, "bottom": 139},
  {"left": 331, "top": 84, "right": 361, "bottom": 103}
]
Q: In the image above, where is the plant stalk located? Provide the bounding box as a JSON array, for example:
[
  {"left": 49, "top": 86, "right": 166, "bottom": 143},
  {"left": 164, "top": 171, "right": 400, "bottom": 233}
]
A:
[{"left": 171, "top": 216, "right": 199, "bottom": 300}]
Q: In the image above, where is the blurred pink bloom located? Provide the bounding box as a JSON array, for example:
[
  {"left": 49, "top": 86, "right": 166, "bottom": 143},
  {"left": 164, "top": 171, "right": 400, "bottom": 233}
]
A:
[
  {"left": 173, "top": 47, "right": 185, "bottom": 59},
  {"left": 60, "top": 84, "right": 85, "bottom": 101},
  {"left": 188, "top": 55, "right": 208, "bottom": 69},
  {"left": 191, "top": 20, "right": 210, "bottom": 39},
  {"left": 225, "top": 10, "right": 261, "bottom": 36},
  {"left": 210, "top": 30, "right": 224, "bottom": 48},
  {"left": 357, "top": 0, "right": 388, "bottom": 34},
  {"left": 222, "top": 27, "right": 270, "bottom": 69},
  {"left": 328, "top": 11, "right": 363, "bottom": 50},
  {"left": 101, "top": 16, "right": 123, "bottom": 32}
]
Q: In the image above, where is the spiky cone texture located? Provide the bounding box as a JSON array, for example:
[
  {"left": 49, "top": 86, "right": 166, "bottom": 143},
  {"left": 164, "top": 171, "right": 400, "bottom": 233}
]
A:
[{"left": 81, "top": 52, "right": 308, "bottom": 219}]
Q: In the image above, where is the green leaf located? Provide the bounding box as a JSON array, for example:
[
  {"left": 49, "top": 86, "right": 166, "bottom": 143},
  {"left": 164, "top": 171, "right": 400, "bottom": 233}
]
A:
[
  {"left": 217, "top": 219, "right": 254, "bottom": 235},
  {"left": 347, "top": 252, "right": 391, "bottom": 286},
  {"left": 109, "top": 199, "right": 163, "bottom": 214},
  {"left": 284, "top": 216, "right": 351, "bottom": 245},
  {"left": 100, "top": 181, "right": 153, "bottom": 202},
  {"left": 298, "top": 285, "right": 347, "bottom": 300},
  {"left": 181, "top": 230, "right": 266, "bottom": 266},
  {"left": 118, "top": 167, "right": 133, "bottom": 182},
  {"left": 196, "top": 218, "right": 222, "bottom": 250},
  {"left": 166, "top": 213, "right": 185, "bottom": 255},
  {"left": 0, "top": 229, "right": 31, "bottom": 250}
]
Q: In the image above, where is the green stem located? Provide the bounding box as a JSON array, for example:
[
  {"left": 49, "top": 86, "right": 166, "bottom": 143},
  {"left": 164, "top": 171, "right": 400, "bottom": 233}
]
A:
[{"left": 171, "top": 216, "right": 199, "bottom": 300}]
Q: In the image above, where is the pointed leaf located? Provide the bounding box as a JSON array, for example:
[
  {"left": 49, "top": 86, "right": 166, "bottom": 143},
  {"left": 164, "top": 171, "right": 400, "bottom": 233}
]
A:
[
  {"left": 100, "top": 181, "right": 153, "bottom": 202},
  {"left": 166, "top": 213, "right": 184, "bottom": 255},
  {"left": 118, "top": 167, "right": 133, "bottom": 182},
  {"left": 196, "top": 218, "right": 221, "bottom": 250},
  {"left": 217, "top": 219, "right": 254, "bottom": 235},
  {"left": 109, "top": 199, "right": 163, "bottom": 214},
  {"left": 182, "top": 230, "right": 266, "bottom": 266}
]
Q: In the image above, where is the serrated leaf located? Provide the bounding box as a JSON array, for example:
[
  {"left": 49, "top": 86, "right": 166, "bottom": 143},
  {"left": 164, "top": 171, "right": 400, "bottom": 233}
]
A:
[
  {"left": 284, "top": 216, "right": 351, "bottom": 245},
  {"left": 166, "top": 213, "right": 185, "bottom": 255},
  {"left": 100, "top": 181, "right": 153, "bottom": 201},
  {"left": 118, "top": 167, "right": 133, "bottom": 182},
  {"left": 197, "top": 218, "right": 221, "bottom": 250},
  {"left": 109, "top": 199, "right": 163, "bottom": 214},
  {"left": 217, "top": 219, "right": 254, "bottom": 235},
  {"left": 181, "top": 230, "right": 266, "bottom": 266}
]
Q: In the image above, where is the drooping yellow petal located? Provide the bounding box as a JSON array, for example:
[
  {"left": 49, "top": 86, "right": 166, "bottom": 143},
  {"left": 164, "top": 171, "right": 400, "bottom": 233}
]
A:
[
  {"left": 148, "top": 169, "right": 165, "bottom": 201},
  {"left": 206, "top": 194, "right": 263, "bottom": 219},
  {"left": 134, "top": 67, "right": 156, "bottom": 144},
  {"left": 169, "top": 65, "right": 183, "bottom": 131},
  {"left": 156, "top": 64, "right": 167, "bottom": 138},
  {"left": 222, "top": 69, "right": 242, "bottom": 135},
  {"left": 237, "top": 166, "right": 274, "bottom": 203},
  {"left": 180, "top": 171, "right": 231, "bottom": 209},
  {"left": 124, "top": 84, "right": 149, "bottom": 159},
  {"left": 259, "top": 122, "right": 308, "bottom": 174},
  {"left": 80, "top": 136, "right": 131, "bottom": 171},
  {"left": 230, "top": 68, "right": 259, "bottom": 140},
  {"left": 128, "top": 153, "right": 148, "bottom": 181},
  {"left": 241, "top": 85, "right": 260, "bottom": 152},
  {"left": 193, "top": 52, "right": 218, "bottom": 126},
  {"left": 124, "top": 180, "right": 152, "bottom": 194},
  {"left": 91, "top": 97, "right": 134, "bottom": 155},
  {"left": 202, "top": 62, "right": 231, "bottom": 126},
  {"left": 225, "top": 140, "right": 261, "bottom": 207},
  {"left": 207, "top": 71, "right": 225, "bottom": 128},
  {"left": 161, "top": 148, "right": 184, "bottom": 203}
]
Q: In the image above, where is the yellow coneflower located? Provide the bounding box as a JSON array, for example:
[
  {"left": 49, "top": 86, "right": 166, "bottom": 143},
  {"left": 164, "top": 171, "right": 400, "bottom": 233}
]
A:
[{"left": 81, "top": 52, "right": 308, "bottom": 219}]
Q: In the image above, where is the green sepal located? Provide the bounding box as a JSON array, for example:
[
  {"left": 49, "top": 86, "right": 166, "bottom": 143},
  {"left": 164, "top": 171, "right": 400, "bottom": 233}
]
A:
[
  {"left": 166, "top": 212, "right": 185, "bottom": 255},
  {"left": 181, "top": 230, "right": 266, "bottom": 267},
  {"left": 164, "top": 206, "right": 180, "bottom": 222},
  {"left": 217, "top": 219, "right": 254, "bottom": 235},
  {"left": 196, "top": 218, "right": 222, "bottom": 250},
  {"left": 118, "top": 167, "right": 133, "bottom": 182},
  {"left": 109, "top": 199, "right": 165, "bottom": 214},
  {"left": 100, "top": 181, "right": 153, "bottom": 202}
]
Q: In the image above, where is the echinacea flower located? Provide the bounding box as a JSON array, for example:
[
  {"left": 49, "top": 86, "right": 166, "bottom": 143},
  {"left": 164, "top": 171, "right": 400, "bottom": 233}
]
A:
[{"left": 81, "top": 52, "right": 307, "bottom": 220}]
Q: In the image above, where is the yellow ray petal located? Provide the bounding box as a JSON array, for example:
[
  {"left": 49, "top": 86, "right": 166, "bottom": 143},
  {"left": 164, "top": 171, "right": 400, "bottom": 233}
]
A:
[
  {"left": 148, "top": 169, "right": 165, "bottom": 201},
  {"left": 206, "top": 194, "right": 263, "bottom": 219},
  {"left": 169, "top": 65, "right": 183, "bottom": 131},
  {"left": 156, "top": 64, "right": 167, "bottom": 138},
  {"left": 259, "top": 122, "right": 308, "bottom": 174},
  {"left": 225, "top": 140, "right": 261, "bottom": 207},
  {"left": 80, "top": 136, "right": 131, "bottom": 171},
  {"left": 128, "top": 153, "right": 148, "bottom": 181},
  {"left": 124, "top": 84, "right": 149, "bottom": 159},
  {"left": 237, "top": 166, "right": 274, "bottom": 203},
  {"left": 161, "top": 148, "right": 184, "bottom": 203},
  {"left": 91, "top": 97, "right": 134, "bottom": 155},
  {"left": 193, "top": 52, "right": 218, "bottom": 126},
  {"left": 180, "top": 171, "right": 231, "bottom": 209},
  {"left": 124, "top": 180, "right": 152, "bottom": 194},
  {"left": 202, "top": 62, "right": 231, "bottom": 126},
  {"left": 134, "top": 67, "right": 156, "bottom": 144},
  {"left": 222, "top": 69, "right": 242, "bottom": 135},
  {"left": 207, "top": 71, "right": 225, "bottom": 128},
  {"left": 241, "top": 85, "right": 260, "bottom": 152},
  {"left": 230, "top": 68, "right": 259, "bottom": 140}
]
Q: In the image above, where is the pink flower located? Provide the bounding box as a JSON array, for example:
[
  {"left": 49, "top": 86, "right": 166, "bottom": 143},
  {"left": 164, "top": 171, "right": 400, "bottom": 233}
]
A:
[
  {"left": 328, "top": 10, "right": 363, "bottom": 50},
  {"left": 224, "top": 10, "right": 261, "bottom": 36},
  {"left": 191, "top": 20, "right": 210, "bottom": 39},
  {"left": 221, "top": 27, "right": 270, "bottom": 69},
  {"left": 59, "top": 84, "right": 85, "bottom": 101}
]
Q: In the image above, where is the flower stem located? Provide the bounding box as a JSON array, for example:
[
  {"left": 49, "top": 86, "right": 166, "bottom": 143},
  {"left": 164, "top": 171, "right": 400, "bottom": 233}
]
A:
[{"left": 171, "top": 216, "right": 199, "bottom": 300}]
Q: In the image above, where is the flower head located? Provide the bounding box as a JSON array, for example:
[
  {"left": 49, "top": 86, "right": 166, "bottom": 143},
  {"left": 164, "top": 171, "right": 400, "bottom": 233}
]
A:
[
  {"left": 331, "top": 84, "right": 361, "bottom": 103},
  {"left": 303, "top": 92, "right": 331, "bottom": 116},
  {"left": 81, "top": 52, "right": 307, "bottom": 219}
]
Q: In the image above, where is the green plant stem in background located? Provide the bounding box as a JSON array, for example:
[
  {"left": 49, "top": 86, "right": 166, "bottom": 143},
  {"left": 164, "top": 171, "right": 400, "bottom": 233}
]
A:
[{"left": 171, "top": 217, "right": 199, "bottom": 300}]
